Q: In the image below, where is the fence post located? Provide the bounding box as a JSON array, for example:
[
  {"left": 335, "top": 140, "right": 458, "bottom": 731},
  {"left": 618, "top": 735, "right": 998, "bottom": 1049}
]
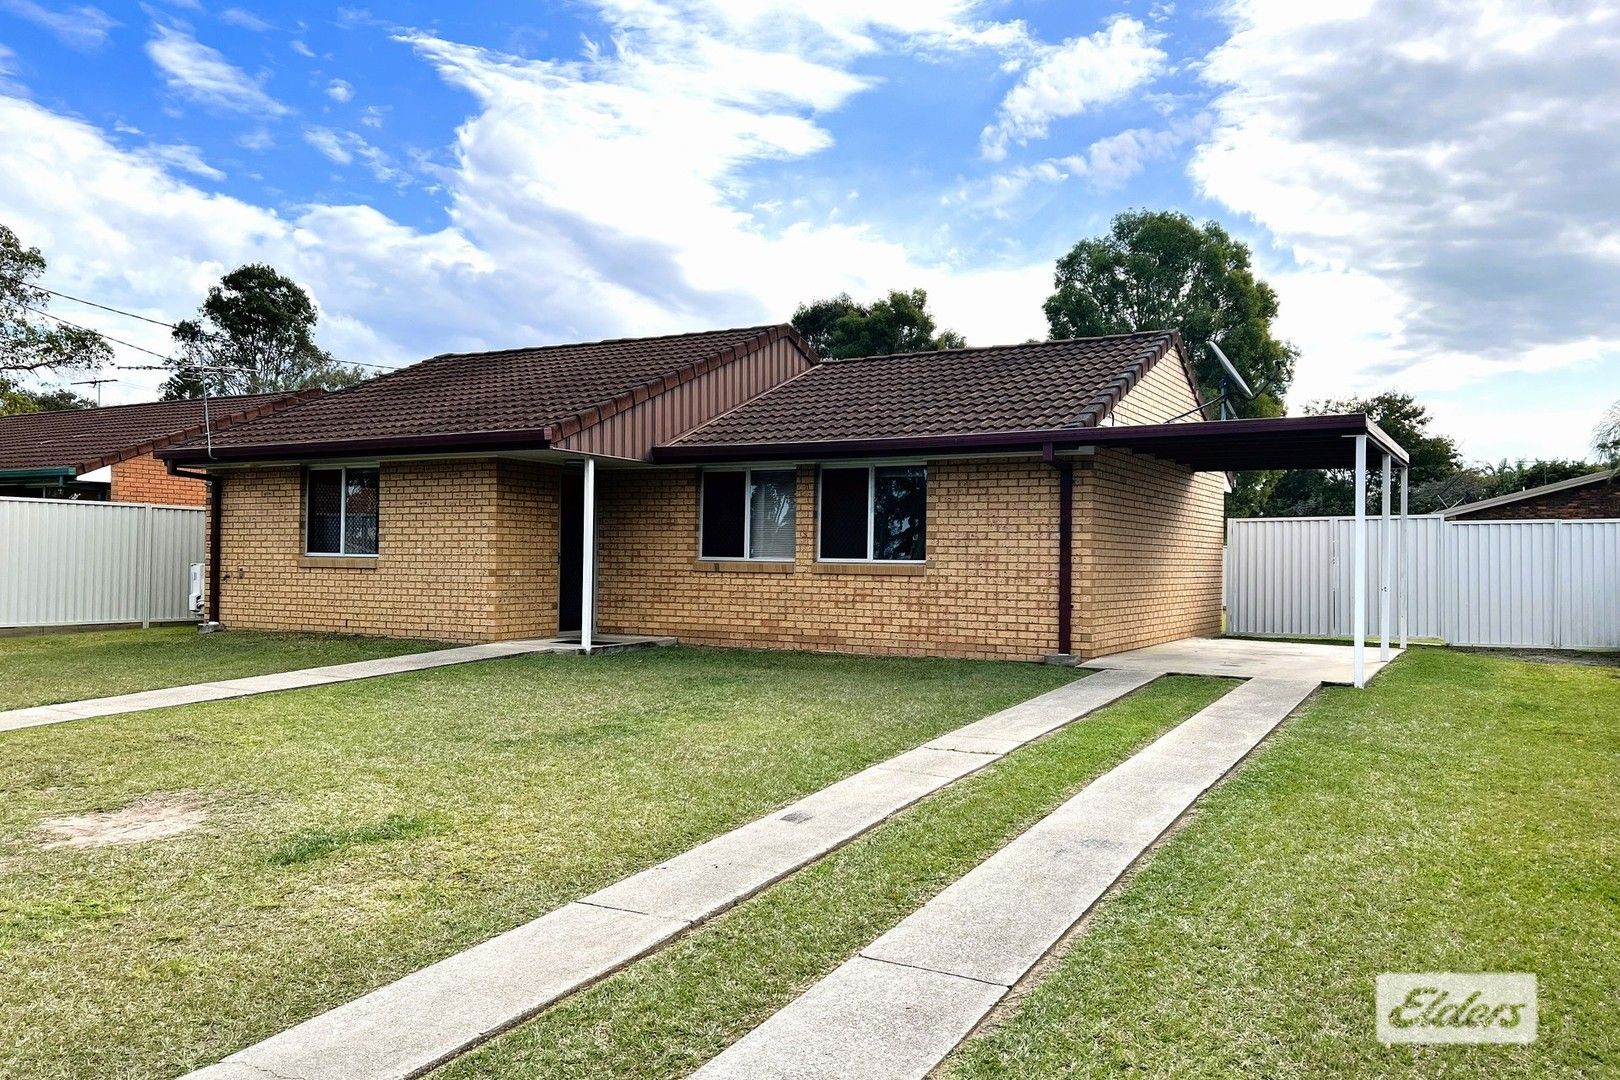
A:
[{"left": 138, "top": 504, "right": 153, "bottom": 629}]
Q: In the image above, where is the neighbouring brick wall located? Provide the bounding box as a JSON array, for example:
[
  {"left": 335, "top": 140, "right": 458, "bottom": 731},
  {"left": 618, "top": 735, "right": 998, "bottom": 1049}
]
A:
[
  {"left": 1072, "top": 449, "right": 1225, "bottom": 658},
  {"left": 1450, "top": 480, "right": 1620, "bottom": 521},
  {"left": 595, "top": 459, "right": 1060, "bottom": 661},
  {"left": 213, "top": 458, "right": 561, "bottom": 642},
  {"left": 110, "top": 451, "right": 208, "bottom": 504}
]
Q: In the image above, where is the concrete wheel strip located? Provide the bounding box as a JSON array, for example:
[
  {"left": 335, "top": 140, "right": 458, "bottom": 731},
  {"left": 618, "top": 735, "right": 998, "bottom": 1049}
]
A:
[
  {"left": 690, "top": 677, "right": 1320, "bottom": 1080},
  {"left": 183, "top": 668, "right": 1160, "bottom": 1080}
]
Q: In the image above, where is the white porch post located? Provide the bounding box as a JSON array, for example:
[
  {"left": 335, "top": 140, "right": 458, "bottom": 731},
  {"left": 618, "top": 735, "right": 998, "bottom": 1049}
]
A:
[
  {"left": 1380, "top": 451, "right": 1392, "bottom": 661},
  {"left": 581, "top": 457, "right": 596, "bottom": 655},
  {"left": 1353, "top": 434, "right": 1368, "bottom": 688},
  {"left": 1399, "top": 466, "right": 1410, "bottom": 650}
]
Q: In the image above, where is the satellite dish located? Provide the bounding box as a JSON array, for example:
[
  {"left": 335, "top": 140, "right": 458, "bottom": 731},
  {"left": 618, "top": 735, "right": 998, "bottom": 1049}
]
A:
[{"left": 1207, "top": 341, "right": 1254, "bottom": 399}]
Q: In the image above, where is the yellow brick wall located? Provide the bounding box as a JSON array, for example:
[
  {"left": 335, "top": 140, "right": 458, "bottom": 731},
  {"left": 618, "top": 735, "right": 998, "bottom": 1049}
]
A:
[
  {"left": 595, "top": 460, "right": 1060, "bottom": 661},
  {"left": 1071, "top": 449, "right": 1226, "bottom": 658},
  {"left": 110, "top": 451, "right": 209, "bottom": 505},
  {"left": 214, "top": 458, "right": 561, "bottom": 642}
]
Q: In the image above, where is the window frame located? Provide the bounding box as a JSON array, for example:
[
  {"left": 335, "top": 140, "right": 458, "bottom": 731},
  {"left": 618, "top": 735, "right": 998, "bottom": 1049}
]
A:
[
  {"left": 304, "top": 463, "right": 381, "bottom": 558},
  {"left": 815, "top": 461, "right": 928, "bottom": 564},
  {"left": 698, "top": 466, "right": 797, "bottom": 562}
]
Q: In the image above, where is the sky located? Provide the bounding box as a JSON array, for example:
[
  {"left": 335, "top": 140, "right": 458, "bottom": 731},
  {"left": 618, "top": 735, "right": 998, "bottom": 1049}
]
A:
[{"left": 1, "top": 0, "right": 1617, "bottom": 464}]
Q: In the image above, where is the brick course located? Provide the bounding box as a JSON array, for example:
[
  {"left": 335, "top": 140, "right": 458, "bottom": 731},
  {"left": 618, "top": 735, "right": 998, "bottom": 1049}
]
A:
[
  {"left": 214, "top": 458, "right": 560, "bottom": 642},
  {"left": 109, "top": 451, "right": 208, "bottom": 504},
  {"left": 595, "top": 460, "right": 1060, "bottom": 661}
]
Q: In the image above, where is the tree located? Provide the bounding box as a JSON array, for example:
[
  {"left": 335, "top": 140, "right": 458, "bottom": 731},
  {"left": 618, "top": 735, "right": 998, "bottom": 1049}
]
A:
[
  {"left": 1260, "top": 393, "right": 1462, "bottom": 516},
  {"left": 0, "top": 380, "right": 94, "bottom": 416},
  {"left": 1044, "top": 210, "right": 1295, "bottom": 419},
  {"left": 1595, "top": 399, "right": 1620, "bottom": 471},
  {"left": 1, "top": 222, "right": 112, "bottom": 376},
  {"left": 791, "top": 288, "right": 965, "bottom": 359},
  {"left": 161, "top": 264, "right": 364, "bottom": 399}
]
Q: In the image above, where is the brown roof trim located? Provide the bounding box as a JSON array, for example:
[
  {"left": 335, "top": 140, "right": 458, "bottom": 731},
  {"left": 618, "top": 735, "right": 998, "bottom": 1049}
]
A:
[
  {"left": 154, "top": 424, "right": 551, "bottom": 465},
  {"left": 548, "top": 323, "right": 815, "bottom": 443},
  {"left": 1073, "top": 330, "right": 1195, "bottom": 427},
  {"left": 75, "top": 389, "right": 324, "bottom": 473},
  {"left": 652, "top": 413, "right": 1409, "bottom": 468}
]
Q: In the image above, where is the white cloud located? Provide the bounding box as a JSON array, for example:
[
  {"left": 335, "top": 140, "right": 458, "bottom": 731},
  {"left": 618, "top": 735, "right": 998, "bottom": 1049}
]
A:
[
  {"left": 1193, "top": 0, "right": 1620, "bottom": 375},
  {"left": 980, "top": 17, "right": 1165, "bottom": 160},
  {"left": 136, "top": 141, "right": 224, "bottom": 180},
  {"left": 290, "top": 38, "right": 314, "bottom": 58},
  {"left": 359, "top": 104, "right": 387, "bottom": 128},
  {"left": 218, "top": 7, "right": 270, "bottom": 32},
  {"left": 303, "top": 125, "right": 401, "bottom": 183},
  {"left": 326, "top": 77, "right": 352, "bottom": 102},
  {"left": 1, "top": 0, "right": 116, "bottom": 51},
  {"left": 0, "top": 1, "right": 1062, "bottom": 409},
  {"left": 145, "top": 23, "right": 289, "bottom": 116}
]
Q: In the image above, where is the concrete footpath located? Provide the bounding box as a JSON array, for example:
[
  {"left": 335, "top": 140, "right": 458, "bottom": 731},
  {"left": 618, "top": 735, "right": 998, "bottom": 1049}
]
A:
[
  {"left": 691, "top": 677, "right": 1320, "bottom": 1080},
  {"left": 183, "top": 669, "right": 1160, "bottom": 1080},
  {"left": 0, "top": 639, "right": 582, "bottom": 734}
]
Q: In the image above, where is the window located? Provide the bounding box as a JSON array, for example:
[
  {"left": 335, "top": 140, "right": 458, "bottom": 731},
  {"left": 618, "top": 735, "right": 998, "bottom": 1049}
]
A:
[
  {"left": 700, "top": 468, "right": 796, "bottom": 560},
  {"left": 818, "top": 465, "right": 926, "bottom": 562},
  {"left": 306, "top": 466, "right": 379, "bottom": 556}
]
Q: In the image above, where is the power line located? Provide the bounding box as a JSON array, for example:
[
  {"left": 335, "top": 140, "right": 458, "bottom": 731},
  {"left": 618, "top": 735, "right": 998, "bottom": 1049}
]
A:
[
  {"left": 4, "top": 272, "right": 397, "bottom": 371},
  {"left": 20, "top": 301, "right": 178, "bottom": 363},
  {"left": 1, "top": 272, "right": 177, "bottom": 329}
]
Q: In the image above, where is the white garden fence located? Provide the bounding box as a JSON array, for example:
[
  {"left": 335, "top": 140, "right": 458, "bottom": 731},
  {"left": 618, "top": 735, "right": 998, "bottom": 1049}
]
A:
[
  {"left": 1225, "top": 515, "right": 1620, "bottom": 649},
  {"left": 0, "top": 497, "right": 205, "bottom": 629}
]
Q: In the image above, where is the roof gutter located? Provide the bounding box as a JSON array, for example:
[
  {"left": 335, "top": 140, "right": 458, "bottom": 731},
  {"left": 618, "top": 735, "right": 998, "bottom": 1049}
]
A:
[
  {"left": 155, "top": 427, "right": 554, "bottom": 466},
  {"left": 653, "top": 414, "right": 1410, "bottom": 466},
  {"left": 0, "top": 466, "right": 77, "bottom": 481}
]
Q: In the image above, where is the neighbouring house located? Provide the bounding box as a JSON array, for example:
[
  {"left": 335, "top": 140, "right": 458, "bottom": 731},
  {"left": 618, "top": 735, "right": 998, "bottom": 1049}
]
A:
[
  {"left": 1442, "top": 470, "right": 1620, "bottom": 521},
  {"left": 0, "top": 393, "right": 317, "bottom": 503},
  {"left": 154, "top": 324, "right": 1407, "bottom": 663}
]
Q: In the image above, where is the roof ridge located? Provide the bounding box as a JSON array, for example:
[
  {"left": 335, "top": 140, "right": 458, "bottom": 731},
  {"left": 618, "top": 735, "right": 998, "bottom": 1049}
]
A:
[
  {"left": 422, "top": 323, "right": 788, "bottom": 363},
  {"left": 814, "top": 329, "right": 1173, "bottom": 365},
  {"left": 0, "top": 390, "right": 290, "bottom": 420}
]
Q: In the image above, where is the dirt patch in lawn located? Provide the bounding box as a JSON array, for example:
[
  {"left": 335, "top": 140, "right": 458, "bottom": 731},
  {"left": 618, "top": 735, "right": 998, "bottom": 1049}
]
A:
[
  {"left": 1457, "top": 647, "right": 1620, "bottom": 668},
  {"left": 37, "top": 792, "right": 208, "bottom": 849}
]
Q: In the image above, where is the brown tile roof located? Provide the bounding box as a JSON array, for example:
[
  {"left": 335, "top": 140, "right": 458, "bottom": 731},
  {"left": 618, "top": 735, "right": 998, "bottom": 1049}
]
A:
[
  {"left": 669, "top": 331, "right": 1188, "bottom": 447},
  {"left": 159, "top": 324, "right": 802, "bottom": 462},
  {"left": 0, "top": 392, "right": 312, "bottom": 475}
]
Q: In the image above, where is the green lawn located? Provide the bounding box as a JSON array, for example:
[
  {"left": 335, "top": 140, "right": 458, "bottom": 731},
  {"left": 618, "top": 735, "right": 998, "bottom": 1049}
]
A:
[
  {"left": 943, "top": 647, "right": 1620, "bottom": 1079},
  {"left": 0, "top": 646, "right": 1077, "bottom": 1080},
  {"left": 436, "top": 675, "right": 1230, "bottom": 1080},
  {"left": 0, "top": 625, "right": 440, "bottom": 710}
]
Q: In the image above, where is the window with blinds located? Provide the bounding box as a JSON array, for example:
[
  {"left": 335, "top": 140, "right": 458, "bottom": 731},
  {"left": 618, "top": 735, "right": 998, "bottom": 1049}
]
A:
[{"left": 700, "top": 468, "right": 797, "bottom": 560}]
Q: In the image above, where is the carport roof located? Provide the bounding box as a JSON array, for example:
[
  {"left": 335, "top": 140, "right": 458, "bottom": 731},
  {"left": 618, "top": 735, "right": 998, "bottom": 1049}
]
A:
[{"left": 653, "top": 413, "right": 1409, "bottom": 470}]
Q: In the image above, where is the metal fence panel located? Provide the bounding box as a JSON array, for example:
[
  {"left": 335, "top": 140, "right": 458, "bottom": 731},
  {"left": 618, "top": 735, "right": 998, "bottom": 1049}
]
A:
[
  {"left": 0, "top": 497, "right": 205, "bottom": 628},
  {"left": 1225, "top": 515, "right": 1619, "bottom": 649}
]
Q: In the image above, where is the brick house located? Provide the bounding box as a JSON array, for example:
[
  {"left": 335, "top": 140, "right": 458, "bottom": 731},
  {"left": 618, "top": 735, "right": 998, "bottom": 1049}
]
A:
[
  {"left": 154, "top": 325, "right": 1407, "bottom": 663},
  {"left": 1442, "top": 471, "right": 1620, "bottom": 521},
  {"left": 0, "top": 393, "right": 314, "bottom": 503}
]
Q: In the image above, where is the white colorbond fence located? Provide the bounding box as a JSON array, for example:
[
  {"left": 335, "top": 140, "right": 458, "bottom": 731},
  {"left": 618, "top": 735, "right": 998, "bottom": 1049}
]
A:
[
  {"left": 0, "top": 497, "right": 205, "bottom": 629},
  {"left": 1225, "top": 516, "right": 1620, "bottom": 650}
]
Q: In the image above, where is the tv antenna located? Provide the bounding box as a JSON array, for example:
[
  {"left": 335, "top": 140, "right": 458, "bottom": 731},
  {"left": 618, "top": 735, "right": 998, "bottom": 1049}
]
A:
[
  {"left": 71, "top": 377, "right": 118, "bottom": 406},
  {"left": 1207, "top": 341, "right": 1254, "bottom": 421}
]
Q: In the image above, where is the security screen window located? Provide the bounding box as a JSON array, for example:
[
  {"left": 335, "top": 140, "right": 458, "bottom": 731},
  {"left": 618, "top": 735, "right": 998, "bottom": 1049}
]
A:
[
  {"left": 818, "top": 465, "right": 927, "bottom": 561},
  {"left": 701, "top": 469, "right": 796, "bottom": 560},
  {"left": 305, "top": 466, "right": 380, "bottom": 555}
]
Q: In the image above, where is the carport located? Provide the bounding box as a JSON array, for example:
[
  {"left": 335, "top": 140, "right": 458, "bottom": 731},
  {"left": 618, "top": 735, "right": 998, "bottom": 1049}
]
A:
[{"left": 1050, "top": 413, "right": 1412, "bottom": 687}]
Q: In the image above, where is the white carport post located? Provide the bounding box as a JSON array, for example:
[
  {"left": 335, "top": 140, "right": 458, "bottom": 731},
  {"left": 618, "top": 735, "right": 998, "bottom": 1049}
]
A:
[
  {"left": 581, "top": 456, "right": 596, "bottom": 656},
  {"left": 1399, "top": 465, "right": 1410, "bottom": 650},
  {"left": 1352, "top": 434, "right": 1368, "bottom": 688},
  {"left": 1380, "top": 451, "right": 1392, "bottom": 661}
]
